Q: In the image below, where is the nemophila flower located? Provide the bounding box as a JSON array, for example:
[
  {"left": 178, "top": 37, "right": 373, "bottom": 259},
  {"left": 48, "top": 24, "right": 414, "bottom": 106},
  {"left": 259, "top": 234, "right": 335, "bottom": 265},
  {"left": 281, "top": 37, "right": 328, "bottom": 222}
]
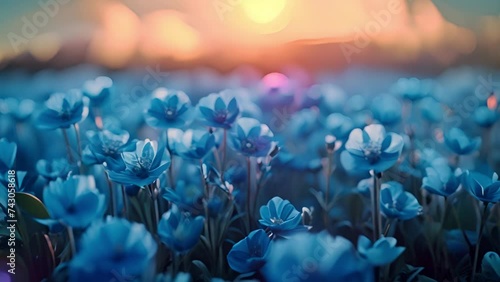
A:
[
  {"left": 158, "top": 205, "right": 204, "bottom": 253},
  {"left": 35, "top": 90, "right": 89, "bottom": 130},
  {"left": 262, "top": 231, "right": 373, "bottom": 282},
  {"left": 163, "top": 180, "right": 203, "bottom": 213},
  {"left": 2, "top": 98, "right": 36, "bottom": 122},
  {"left": 107, "top": 139, "right": 170, "bottom": 187},
  {"left": 371, "top": 95, "right": 402, "bottom": 126},
  {"left": 82, "top": 128, "right": 131, "bottom": 167},
  {"left": 259, "top": 197, "right": 302, "bottom": 234},
  {"left": 43, "top": 176, "right": 106, "bottom": 228},
  {"left": 315, "top": 84, "right": 347, "bottom": 113},
  {"left": 0, "top": 138, "right": 16, "bottom": 184},
  {"left": 340, "top": 124, "right": 404, "bottom": 173},
  {"left": 227, "top": 229, "right": 271, "bottom": 273},
  {"left": 419, "top": 97, "right": 443, "bottom": 123},
  {"left": 444, "top": 127, "right": 481, "bottom": 155},
  {"left": 230, "top": 118, "right": 275, "bottom": 158},
  {"left": 325, "top": 113, "right": 355, "bottom": 140},
  {"left": 357, "top": 235, "right": 405, "bottom": 266},
  {"left": 144, "top": 88, "right": 192, "bottom": 129},
  {"left": 171, "top": 129, "right": 216, "bottom": 160},
  {"left": 380, "top": 181, "right": 422, "bottom": 220},
  {"left": 422, "top": 158, "right": 462, "bottom": 197},
  {"left": 474, "top": 106, "right": 497, "bottom": 128},
  {"left": 36, "top": 158, "right": 73, "bottom": 181},
  {"left": 393, "top": 77, "right": 432, "bottom": 101},
  {"left": 82, "top": 76, "right": 113, "bottom": 106},
  {"left": 197, "top": 91, "right": 240, "bottom": 128},
  {"left": 463, "top": 171, "right": 500, "bottom": 203},
  {"left": 482, "top": 251, "right": 500, "bottom": 280},
  {"left": 69, "top": 217, "right": 157, "bottom": 282},
  {"left": 286, "top": 109, "right": 320, "bottom": 139}
]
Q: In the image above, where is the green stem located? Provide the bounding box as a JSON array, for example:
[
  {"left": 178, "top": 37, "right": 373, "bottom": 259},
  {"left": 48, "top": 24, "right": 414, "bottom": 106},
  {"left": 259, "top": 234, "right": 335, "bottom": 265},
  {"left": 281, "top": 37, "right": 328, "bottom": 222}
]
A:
[
  {"left": 121, "top": 185, "right": 128, "bottom": 218},
  {"left": 371, "top": 171, "right": 382, "bottom": 241},
  {"left": 471, "top": 202, "right": 489, "bottom": 281},
  {"left": 105, "top": 171, "right": 116, "bottom": 216}
]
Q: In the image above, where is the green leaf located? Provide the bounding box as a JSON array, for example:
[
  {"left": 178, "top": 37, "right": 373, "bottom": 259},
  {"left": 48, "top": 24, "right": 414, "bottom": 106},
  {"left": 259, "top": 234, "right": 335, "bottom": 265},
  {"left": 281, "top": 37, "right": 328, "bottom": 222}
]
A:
[{"left": 15, "top": 192, "right": 50, "bottom": 219}]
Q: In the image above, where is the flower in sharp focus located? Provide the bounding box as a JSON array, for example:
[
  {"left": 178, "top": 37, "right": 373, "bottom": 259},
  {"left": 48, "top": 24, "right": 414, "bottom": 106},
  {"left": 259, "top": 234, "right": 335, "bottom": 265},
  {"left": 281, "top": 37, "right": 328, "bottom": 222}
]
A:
[
  {"left": 227, "top": 229, "right": 271, "bottom": 273},
  {"left": 422, "top": 158, "right": 462, "bottom": 197},
  {"left": 36, "top": 158, "right": 73, "bottom": 181},
  {"left": 444, "top": 127, "right": 481, "bottom": 155},
  {"left": 144, "top": 88, "right": 192, "bottom": 129},
  {"left": 69, "top": 217, "right": 157, "bottom": 282},
  {"left": 371, "top": 95, "right": 402, "bottom": 126},
  {"left": 197, "top": 91, "right": 240, "bottom": 128},
  {"left": 35, "top": 90, "right": 89, "bottom": 130},
  {"left": 481, "top": 251, "right": 500, "bottom": 280},
  {"left": 259, "top": 196, "right": 302, "bottom": 234},
  {"left": 107, "top": 139, "right": 170, "bottom": 187},
  {"left": 340, "top": 124, "right": 404, "bottom": 173},
  {"left": 43, "top": 175, "right": 106, "bottom": 228},
  {"left": 357, "top": 235, "right": 405, "bottom": 266},
  {"left": 158, "top": 205, "right": 204, "bottom": 253},
  {"left": 463, "top": 171, "right": 500, "bottom": 203},
  {"left": 82, "top": 128, "right": 131, "bottom": 167},
  {"left": 380, "top": 181, "right": 422, "bottom": 220},
  {"left": 474, "top": 106, "right": 498, "bottom": 128},
  {"left": 171, "top": 129, "right": 216, "bottom": 160},
  {"left": 230, "top": 118, "right": 275, "bottom": 158}
]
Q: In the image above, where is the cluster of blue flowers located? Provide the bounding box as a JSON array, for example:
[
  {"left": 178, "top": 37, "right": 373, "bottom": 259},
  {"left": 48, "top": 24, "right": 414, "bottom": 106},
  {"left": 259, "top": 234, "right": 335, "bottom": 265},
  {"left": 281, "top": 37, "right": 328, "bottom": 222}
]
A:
[{"left": 1, "top": 70, "right": 500, "bottom": 282}]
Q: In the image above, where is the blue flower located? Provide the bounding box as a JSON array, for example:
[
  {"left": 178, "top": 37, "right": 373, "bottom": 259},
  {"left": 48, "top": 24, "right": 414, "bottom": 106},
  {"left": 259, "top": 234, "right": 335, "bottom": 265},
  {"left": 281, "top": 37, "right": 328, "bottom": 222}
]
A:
[
  {"left": 197, "top": 91, "right": 240, "bottom": 128},
  {"left": 286, "top": 109, "right": 319, "bottom": 139},
  {"left": 163, "top": 180, "right": 203, "bottom": 213},
  {"left": 259, "top": 197, "right": 302, "bottom": 234},
  {"left": 463, "top": 171, "right": 500, "bottom": 203},
  {"left": 145, "top": 88, "right": 192, "bottom": 129},
  {"left": 82, "top": 76, "right": 113, "bottom": 106},
  {"left": 419, "top": 97, "right": 443, "bottom": 123},
  {"left": 422, "top": 158, "right": 462, "bottom": 197},
  {"left": 230, "top": 118, "right": 275, "bottom": 158},
  {"left": 371, "top": 95, "right": 402, "bottom": 126},
  {"left": 2, "top": 98, "right": 36, "bottom": 122},
  {"left": 107, "top": 139, "right": 170, "bottom": 187},
  {"left": 316, "top": 84, "right": 347, "bottom": 113},
  {"left": 158, "top": 205, "right": 204, "bottom": 253},
  {"left": 227, "top": 229, "right": 271, "bottom": 273},
  {"left": 43, "top": 176, "right": 106, "bottom": 228},
  {"left": 474, "top": 106, "right": 497, "bottom": 128},
  {"left": 444, "top": 127, "right": 481, "bottom": 155},
  {"left": 357, "top": 235, "right": 405, "bottom": 266},
  {"left": 36, "top": 158, "right": 73, "bottom": 181},
  {"left": 262, "top": 231, "right": 373, "bottom": 282},
  {"left": 69, "top": 217, "right": 157, "bottom": 282},
  {"left": 380, "top": 181, "right": 422, "bottom": 220},
  {"left": 393, "top": 77, "right": 432, "bottom": 101},
  {"left": 82, "top": 128, "right": 131, "bottom": 167},
  {"left": 35, "top": 90, "right": 89, "bottom": 130},
  {"left": 171, "top": 129, "right": 216, "bottom": 160},
  {"left": 340, "top": 124, "right": 404, "bottom": 173},
  {"left": 325, "top": 113, "right": 355, "bottom": 140},
  {"left": 482, "top": 251, "right": 500, "bottom": 280}
]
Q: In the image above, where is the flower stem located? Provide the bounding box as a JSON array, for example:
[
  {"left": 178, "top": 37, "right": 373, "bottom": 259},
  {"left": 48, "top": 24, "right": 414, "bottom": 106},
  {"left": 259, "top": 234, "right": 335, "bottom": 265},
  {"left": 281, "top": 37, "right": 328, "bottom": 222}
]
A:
[
  {"left": 221, "top": 128, "right": 227, "bottom": 180},
  {"left": 61, "top": 129, "right": 74, "bottom": 163},
  {"left": 371, "top": 171, "right": 382, "bottom": 241},
  {"left": 73, "top": 124, "right": 83, "bottom": 174},
  {"left": 471, "top": 202, "right": 489, "bottom": 281},
  {"left": 104, "top": 171, "right": 116, "bottom": 216},
  {"left": 121, "top": 184, "right": 128, "bottom": 218},
  {"left": 246, "top": 157, "right": 252, "bottom": 229},
  {"left": 323, "top": 149, "right": 334, "bottom": 229},
  {"left": 66, "top": 225, "right": 76, "bottom": 258}
]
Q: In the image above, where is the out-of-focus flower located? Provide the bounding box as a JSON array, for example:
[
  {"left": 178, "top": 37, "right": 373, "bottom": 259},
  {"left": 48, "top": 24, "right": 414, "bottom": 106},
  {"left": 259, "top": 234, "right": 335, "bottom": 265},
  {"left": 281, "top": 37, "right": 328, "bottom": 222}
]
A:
[
  {"left": 35, "top": 90, "right": 89, "bottom": 130},
  {"left": 325, "top": 113, "right": 355, "bottom": 140},
  {"left": 416, "top": 148, "right": 443, "bottom": 169},
  {"left": 0, "top": 138, "right": 16, "bottom": 184},
  {"left": 171, "top": 129, "right": 216, "bottom": 160},
  {"left": 69, "top": 217, "right": 157, "bottom": 282},
  {"left": 230, "top": 118, "right": 275, "bottom": 158},
  {"left": 262, "top": 231, "right": 373, "bottom": 282},
  {"left": 82, "top": 128, "right": 131, "bottom": 167},
  {"left": 227, "top": 229, "right": 271, "bottom": 273},
  {"left": 259, "top": 197, "right": 302, "bottom": 234},
  {"left": 258, "top": 72, "right": 294, "bottom": 110},
  {"left": 482, "top": 251, "right": 500, "bottom": 280},
  {"left": 36, "top": 158, "right": 73, "bottom": 180},
  {"left": 2, "top": 98, "right": 36, "bottom": 122},
  {"left": 340, "top": 124, "right": 404, "bottom": 173},
  {"left": 380, "top": 181, "right": 422, "bottom": 220},
  {"left": 474, "top": 106, "right": 498, "bottom": 128},
  {"left": 197, "top": 91, "right": 240, "bottom": 128},
  {"left": 393, "top": 77, "right": 432, "bottom": 101},
  {"left": 286, "top": 109, "right": 319, "bottom": 139},
  {"left": 163, "top": 180, "right": 203, "bottom": 213},
  {"left": 444, "top": 127, "right": 481, "bottom": 155},
  {"left": 158, "top": 205, "right": 204, "bottom": 253},
  {"left": 144, "top": 88, "right": 192, "bottom": 129},
  {"left": 107, "top": 139, "right": 170, "bottom": 187},
  {"left": 316, "top": 84, "right": 347, "bottom": 113},
  {"left": 82, "top": 76, "right": 113, "bottom": 106},
  {"left": 422, "top": 158, "right": 462, "bottom": 197},
  {"left": 463, "top": 171, "right": 500, "bottom": 203},
  {"left": 357, "top": 235, "right": 405, "bottom": 266},
  {"left": 371, "top": 95, "right": 402, "bottom": 126},
  {"left": 419, "top": 97, "right": 443, "bottom": 123},
  {"left": 43, "top": 176, "right": 106, "bottom": 228}
]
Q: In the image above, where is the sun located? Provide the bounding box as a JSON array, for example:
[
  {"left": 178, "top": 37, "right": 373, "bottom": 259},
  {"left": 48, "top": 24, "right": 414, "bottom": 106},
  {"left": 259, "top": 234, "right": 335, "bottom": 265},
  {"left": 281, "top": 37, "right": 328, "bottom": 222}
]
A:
[{"left": 241, "top": 0, "right": 287, "bottom": 24}]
